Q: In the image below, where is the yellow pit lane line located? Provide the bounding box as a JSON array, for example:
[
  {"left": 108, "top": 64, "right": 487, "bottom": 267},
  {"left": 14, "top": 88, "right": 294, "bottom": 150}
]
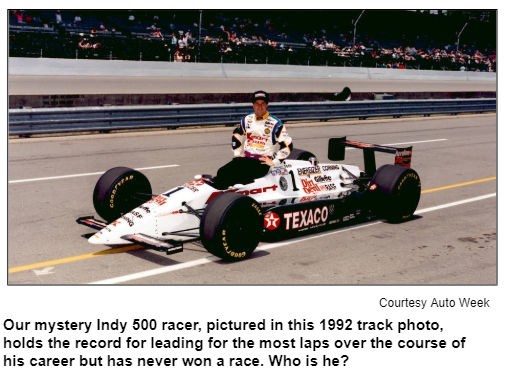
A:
[
  {"left": 8, "top": 176, "right": 497, "bottom": 275},
  {"left": 8, "top": 245, "right": 143, "bottom": 274},
  {"left": 421, "top": 177, "right": 496, "bottom": 194}
]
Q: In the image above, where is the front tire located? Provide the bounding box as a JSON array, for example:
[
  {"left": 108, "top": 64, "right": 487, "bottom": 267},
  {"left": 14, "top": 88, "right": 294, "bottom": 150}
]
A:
[
  {"left": 369, "top": 164, "right": 421, "bottom": 222},
  {"left": 200, "top": 193, "right": 263, "bottom": 261},
  {"left": 93, "top": 167, "right": 152, "bottom": 222}
]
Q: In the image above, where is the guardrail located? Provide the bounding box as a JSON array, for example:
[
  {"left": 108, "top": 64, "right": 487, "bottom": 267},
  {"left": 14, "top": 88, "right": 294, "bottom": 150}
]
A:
[{"left": 8, "top": 98, "right": 496, "bottom": 136}]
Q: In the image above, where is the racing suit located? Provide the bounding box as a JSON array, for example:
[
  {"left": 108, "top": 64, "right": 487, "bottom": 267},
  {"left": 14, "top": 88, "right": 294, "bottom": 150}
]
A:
[{"left": 213, "top": 112, "right": 293, "bottom": 190}]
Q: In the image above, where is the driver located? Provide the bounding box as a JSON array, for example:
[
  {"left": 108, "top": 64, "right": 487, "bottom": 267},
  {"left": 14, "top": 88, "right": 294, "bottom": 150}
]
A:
[{"left": 212, "top": 90, "right": 293, "bottom": 190}]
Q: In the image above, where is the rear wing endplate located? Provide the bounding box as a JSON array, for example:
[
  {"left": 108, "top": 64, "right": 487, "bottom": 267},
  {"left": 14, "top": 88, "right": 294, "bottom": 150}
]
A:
[{"left": 328, "top": 137, "right": 412, "bottom": 176}]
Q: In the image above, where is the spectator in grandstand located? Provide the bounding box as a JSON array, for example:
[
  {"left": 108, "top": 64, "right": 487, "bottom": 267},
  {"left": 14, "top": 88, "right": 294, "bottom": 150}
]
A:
[
  {"left": 178, "top": 37, "right": 186, "bottom": 50},
  {"left": 13, "top": 10, "right": 25, "bottom": 23},
  {"left": 78, "top": 38, "right": 91, "bottom": 49},
  {"left": 174, "top": 50, "right": 183, "bottom": 62},
  {"left": 171, "top": 32, "right": 178, "bottom": 45},
  {"left": 32, "top": 12, "right": 42, "bottom": 24},
  {"left": 128, "top": 12, "right": 135, "bottom": 26},
  {"left": 74, "top": 15, "right": 82, "bottom": 24},
  {"left": 55, "top": 10, "right": 62, "bottom": 24},
  {"left": 151, "top": 28, "right": 163, "bottom": 38},
  {"left": 91, "top": 27, "right": 98, "bottom": 36}
]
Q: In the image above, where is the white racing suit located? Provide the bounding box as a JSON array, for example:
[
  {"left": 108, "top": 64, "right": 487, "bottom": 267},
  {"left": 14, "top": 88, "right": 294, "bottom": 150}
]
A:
[
  {"left": 232, "top": 111, "right": 293, "bottom": 166},
  {"left": 213, "top": 112, "right": 293, "bottom": 190}
]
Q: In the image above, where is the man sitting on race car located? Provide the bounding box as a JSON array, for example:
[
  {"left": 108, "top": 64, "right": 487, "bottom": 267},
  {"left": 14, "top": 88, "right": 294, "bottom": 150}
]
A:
[{"left": 212, "top": 90, "right": 293, "bottom": 190}]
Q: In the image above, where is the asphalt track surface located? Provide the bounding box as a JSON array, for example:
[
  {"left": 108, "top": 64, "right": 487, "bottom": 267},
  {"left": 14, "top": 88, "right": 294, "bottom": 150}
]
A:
[
  {"left": 8, "top": 76, "right": 496, "bottom": 95},
  {"left": 8, "top": 114, "right": 496, "bottom": 285}
]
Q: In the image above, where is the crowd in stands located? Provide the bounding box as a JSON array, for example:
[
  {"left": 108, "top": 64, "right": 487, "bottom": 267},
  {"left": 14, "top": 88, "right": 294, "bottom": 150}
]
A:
[{"left": 9, "top": 10, "right": 496, "bottom": 73}]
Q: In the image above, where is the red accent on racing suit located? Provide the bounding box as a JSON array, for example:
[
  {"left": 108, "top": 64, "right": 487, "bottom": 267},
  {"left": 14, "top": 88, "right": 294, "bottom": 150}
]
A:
[{"left": 232, "top": 111, "right": 293, "bottom": 166}]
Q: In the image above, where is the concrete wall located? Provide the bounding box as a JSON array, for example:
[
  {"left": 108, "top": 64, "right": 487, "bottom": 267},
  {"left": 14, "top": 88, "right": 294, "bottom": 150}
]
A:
[{"left": 9, "top": 57, "right": 496, "bottom": 82}]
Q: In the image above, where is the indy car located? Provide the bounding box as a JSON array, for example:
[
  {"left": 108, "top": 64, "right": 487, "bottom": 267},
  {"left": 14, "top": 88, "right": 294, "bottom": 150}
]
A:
[{"left": 77, "top": 137, "right": 421, "bottom": 261}]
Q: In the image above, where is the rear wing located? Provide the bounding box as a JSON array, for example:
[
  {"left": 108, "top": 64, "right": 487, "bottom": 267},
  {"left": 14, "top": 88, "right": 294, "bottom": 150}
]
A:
[{"left": 328, "top": 137, "right": 412, "bottom": 176}]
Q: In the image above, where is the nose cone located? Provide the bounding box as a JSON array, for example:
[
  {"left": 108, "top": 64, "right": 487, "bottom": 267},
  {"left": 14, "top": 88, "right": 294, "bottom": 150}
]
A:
[
  {"left": 88, "top": 230, "right": 130, "bottom": 245},
  {"left": 88, "top": 217, "right": 135, "bottom": 245},
  {"left": 88, "top": 232, "right": 103, "bottom": 244}
]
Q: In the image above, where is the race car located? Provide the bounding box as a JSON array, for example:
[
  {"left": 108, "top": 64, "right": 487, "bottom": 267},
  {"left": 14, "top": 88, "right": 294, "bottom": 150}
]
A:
[{"left": 77, "top": 137, "right": 421, "bottom": 261}]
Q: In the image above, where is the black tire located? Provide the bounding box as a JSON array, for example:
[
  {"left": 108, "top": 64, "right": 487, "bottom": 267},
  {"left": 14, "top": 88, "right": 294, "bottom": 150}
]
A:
[
  {"left": 287, "top": 148, "right": 317, "bottom": 161},
  {"left": 200, "top": 192, "right": 263, "bottom": 261},
  {"left": 369, "top": 164, "right": 421, "bottom": 222},
  {"left": 93, "top": 167, "right": 152, "bottom": 223}
]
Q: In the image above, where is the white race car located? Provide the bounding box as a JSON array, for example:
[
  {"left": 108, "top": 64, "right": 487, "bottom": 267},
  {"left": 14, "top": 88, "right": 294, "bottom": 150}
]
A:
[{"left": 77, "top": 137, "right": 421, "bottom": 261}]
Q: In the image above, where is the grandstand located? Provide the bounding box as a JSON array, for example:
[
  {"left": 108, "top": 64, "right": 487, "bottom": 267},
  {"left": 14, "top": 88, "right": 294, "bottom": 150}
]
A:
[{"left": 9, "top": 10, "right": 496, "bottom": 72}]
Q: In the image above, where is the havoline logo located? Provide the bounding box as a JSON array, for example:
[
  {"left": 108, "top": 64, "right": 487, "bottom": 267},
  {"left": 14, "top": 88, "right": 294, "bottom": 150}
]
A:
[{"left": 284, "top": 206, "right": 329, "bottom": 230}]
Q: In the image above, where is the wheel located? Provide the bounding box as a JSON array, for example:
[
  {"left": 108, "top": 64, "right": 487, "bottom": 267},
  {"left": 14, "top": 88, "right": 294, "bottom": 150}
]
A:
[
  {"left": 93, "top": 167, "right": 152, "bottom": 223},
  {"left": 369, "top": 164, "right": 421, "bottom": 222},
  {"left": 200, "top": 192, "right": 263, "bottom": 261},
  {"left": 287, "top": 148, "right": 317, "bottom": 161}
]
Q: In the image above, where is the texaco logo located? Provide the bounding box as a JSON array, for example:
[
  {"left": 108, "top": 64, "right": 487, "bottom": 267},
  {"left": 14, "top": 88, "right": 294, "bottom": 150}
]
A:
[{"left": 264, "top": 212, "right": 281, "bottom": 230}]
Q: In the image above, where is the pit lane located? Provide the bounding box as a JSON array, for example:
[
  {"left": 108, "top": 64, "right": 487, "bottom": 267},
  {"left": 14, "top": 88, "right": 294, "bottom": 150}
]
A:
[{"left": 8, "top": 114, "right": 496, "bottom": 284}]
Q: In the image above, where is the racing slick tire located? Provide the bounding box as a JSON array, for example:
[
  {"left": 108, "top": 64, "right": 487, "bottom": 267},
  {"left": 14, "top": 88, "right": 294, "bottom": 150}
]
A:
[
  {"left": 200, "top": 192, "right": 263, "bottom": 261},
  {"left": 287, "top": 148, "right": 317, "bottom": 161},
  {"left": 369, "top": 164, "right": 421, "bottom": 223},
  {"left": 93, "top": 167, "right": 152, "bottom": 223}
]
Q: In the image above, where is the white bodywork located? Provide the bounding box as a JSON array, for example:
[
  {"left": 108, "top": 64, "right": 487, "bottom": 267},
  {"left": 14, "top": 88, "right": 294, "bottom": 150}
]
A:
[{"left": 88, "top": 160, "right": 361, "bottom": 246}]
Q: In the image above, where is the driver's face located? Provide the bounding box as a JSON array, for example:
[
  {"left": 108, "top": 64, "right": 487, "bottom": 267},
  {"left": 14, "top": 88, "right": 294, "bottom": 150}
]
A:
[{"left": 253, "top": 100, "right": 268, "bottom": 117}]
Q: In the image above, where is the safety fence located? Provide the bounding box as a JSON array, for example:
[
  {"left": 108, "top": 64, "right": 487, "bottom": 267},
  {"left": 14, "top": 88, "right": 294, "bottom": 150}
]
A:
[{"left": 9, "top": 98, "right": 496, "bottom": 136}]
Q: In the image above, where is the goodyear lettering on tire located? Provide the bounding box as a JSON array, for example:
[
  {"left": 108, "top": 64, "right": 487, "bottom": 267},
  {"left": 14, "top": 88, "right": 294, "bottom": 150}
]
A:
[
  {"left": 397, "top": 172, "right": 420, "bottom": 220},
  {"left": 251, "top": 203, "right": 262, "bottom": 216},
  {"left": 398, "top": 172, "right": 420, "bottom": 190},
  {"left": 221, "top": 228, "right": 246, "bottom": 258},
  {"left": 109, "top": 175, "right": 134, "bottom": 209}
]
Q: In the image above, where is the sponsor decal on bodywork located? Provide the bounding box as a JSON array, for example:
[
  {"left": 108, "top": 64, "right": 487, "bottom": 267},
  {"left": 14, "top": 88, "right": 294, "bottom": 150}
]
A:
[
  {"left": 322, "top": 164, "right": 340, "bottom": 171},
  {"left": 147, "top": 195, "right": 169, "bottom": 207},
  {"left": 314, "top": 175, "right": 332, "bottom": 183},
  {"left": 264, "top": 212, "right": 281, "bottom": 230},
  {"left": 284, "top": 206, "right": 329, "bottom": 230},
  {"left": 394, "top": 147, "right": 413, "bottom": 168},
  {"left": 205, "top": 185, "right": 278, "bottom": 204},
  {"left": 270, "top": 168, "right": 289, "bottom": 176},
  {"left": 156, "top": 210, "right": 181, "bottom": 218},
  {"left": 299, "top": 195, "right": 317, "bottom": 202},
  {"left": 297, "top": 166, "right": 321, "bottom": 176},
  {"left": 121, "top": 215, "right": 134, "bottom": 227},
  {"left": 301, "top": 178, "right": 320, "bottom": 194}
]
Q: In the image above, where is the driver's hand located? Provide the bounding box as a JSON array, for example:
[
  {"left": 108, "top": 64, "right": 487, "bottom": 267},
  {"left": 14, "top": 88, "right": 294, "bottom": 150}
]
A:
[{"left": 260, "top": 157, "right": 275, "bottom": 166}]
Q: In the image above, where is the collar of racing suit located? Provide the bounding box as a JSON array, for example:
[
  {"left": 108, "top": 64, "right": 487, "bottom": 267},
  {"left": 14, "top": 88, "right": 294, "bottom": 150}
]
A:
[{"left": 255, "top": 111, "right": 269, "bottom": 121}]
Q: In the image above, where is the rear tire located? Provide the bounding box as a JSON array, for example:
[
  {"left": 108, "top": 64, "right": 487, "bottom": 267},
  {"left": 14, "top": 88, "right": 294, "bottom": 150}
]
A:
[
  {"left": 369, "top": 165, "right": 421, "bottom": 222},
  {"left": 287, "top": 148, "right": 317, "bottom": 161},
  {"left": 93, "top": 167, "right": 152, "bottom": 223},
  {"left": 200, "top": 193, "right": 263, "bottom": 261}
]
